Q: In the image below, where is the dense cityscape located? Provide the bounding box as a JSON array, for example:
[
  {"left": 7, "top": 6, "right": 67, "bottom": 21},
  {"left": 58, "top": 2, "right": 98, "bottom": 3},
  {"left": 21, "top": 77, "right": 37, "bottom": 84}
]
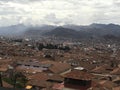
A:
[
  {"left": 0, "top": 36, "right": 120, "bottom": 90},
  {"left": 0, "top": 0, "right": 120, "bottom": 90}
]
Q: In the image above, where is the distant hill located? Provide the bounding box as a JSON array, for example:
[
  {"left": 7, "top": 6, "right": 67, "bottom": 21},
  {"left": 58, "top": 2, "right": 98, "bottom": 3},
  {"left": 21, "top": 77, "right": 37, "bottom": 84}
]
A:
[
  {"left": 0, "top": 24, "right": 27, "bottom": 36},
  {"left": 43, "top": 27, "right": 81, "bottom": 38},
  {"left": 0, "top": 23, "right": 120, "bottom": 40},
  {"left": 63, "top": 23, "right": 120, "bottom": 39},
  {"left": 24, "top": 25, "right": 56, "bottom": 36}
]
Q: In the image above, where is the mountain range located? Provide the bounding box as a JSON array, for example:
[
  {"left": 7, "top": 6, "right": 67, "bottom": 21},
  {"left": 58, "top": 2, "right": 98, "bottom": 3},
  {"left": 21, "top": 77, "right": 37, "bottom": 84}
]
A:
[{"left": 0, "top": 23, "right": 120, "bottom": 40}]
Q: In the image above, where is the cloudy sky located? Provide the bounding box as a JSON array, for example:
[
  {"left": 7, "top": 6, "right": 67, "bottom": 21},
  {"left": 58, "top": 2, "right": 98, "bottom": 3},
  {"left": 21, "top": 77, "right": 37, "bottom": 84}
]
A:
[{"left": 0, "top": 0, "right": 120, "bottom": 26}]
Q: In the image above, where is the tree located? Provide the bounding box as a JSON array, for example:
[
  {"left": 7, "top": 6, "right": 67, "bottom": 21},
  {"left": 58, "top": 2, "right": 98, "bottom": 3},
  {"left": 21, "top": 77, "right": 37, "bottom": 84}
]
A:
[
  {"left": 13, "top": 72, "right": 27, "bottom": 88},
  {"left": 0, "top": 72, "right": 3, "bottom": 87}
]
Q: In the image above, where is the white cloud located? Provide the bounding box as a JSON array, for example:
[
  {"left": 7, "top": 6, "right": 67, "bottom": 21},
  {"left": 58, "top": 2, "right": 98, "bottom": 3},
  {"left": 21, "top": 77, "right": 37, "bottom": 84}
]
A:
[{"left": 0, "top": 0, "right": 120, "bottom": 26}]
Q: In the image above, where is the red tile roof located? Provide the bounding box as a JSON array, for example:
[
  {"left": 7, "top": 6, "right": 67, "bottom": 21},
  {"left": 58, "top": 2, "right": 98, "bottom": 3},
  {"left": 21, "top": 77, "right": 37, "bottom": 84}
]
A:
[
  {"left": 27, "top": 72, "right": 49, "bottom": 81},
  {"left": 41, "top": 61, "right": 71, "bottom": 74},
  {"left": 113, "top": 86, "right": 120, "bottom": 90},
  {"left": 110, "top": 68, "right": 120, "bottom": 75},
  {"left": 52, "top": 83, "right": 64, "bottom": 90},
  {"left": 99, "top": 80, "right": 117, "bottom": 89},
  {"left": 27, "top": 80, "right": 52, "bottom": 88},
  {"left": 63, "top": 70, "right": 94, "bottom": 81}
]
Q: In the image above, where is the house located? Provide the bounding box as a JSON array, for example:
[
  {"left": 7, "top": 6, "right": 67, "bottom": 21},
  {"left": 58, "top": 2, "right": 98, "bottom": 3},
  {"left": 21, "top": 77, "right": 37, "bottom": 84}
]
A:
[
  {"left": 87, "top": 80, "right": 107, "bottom": 90},
  {"left": 113, "top": 86, "right": 120, "bottom": 90},
  {"left": 78, "top": 61, "right": 96, "bottom": 71},
  {"left": 26, "top": 72, "right": 51, "bottom": 90},
  {"left": 16, "top": 60, "right": 52, "bottom": 74},
  {"left": 41, "top": 61, "right": 71, "bottom": 75},
  {"left": 16, "top": 60, "right": 71, "bottom": 75},
  {"left": 47, "top": 74, "right": 64, "bottom": 83},
  {"left": 62, "top": 70, "right": 94, "bottom": 90},
  {"left": 66, "top": 59, "right": 80, "bottom": 66},
  {"left": 91, "top": 64, "right": 114, "bottom": 74},
  {"left": 52, "top": 83, "right": 64, "bottom": 90},
  {"left": 27, "top": 72, "right": 49, "bottom": 81},
  {"left": 113, "top": 77, "right": 120, "bottom": 85},
  {"left": 110, "top": 68, "right": 120, "bottom": 75},
  {"left": 26, "top": 72, "right": 64, "bottom": 90},
  {"left": 99, "top": 80, "right": 117, "bottom": 90},
  {"left": 0, "top": 65, "right": 8, "bottom": 72},
  {"left": 26, "top": 80, "right": 52, "bottom": 90}
]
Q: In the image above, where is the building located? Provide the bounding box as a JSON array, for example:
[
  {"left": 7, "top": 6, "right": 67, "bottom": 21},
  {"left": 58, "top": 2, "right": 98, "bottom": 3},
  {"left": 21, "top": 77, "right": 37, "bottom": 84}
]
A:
[
  {"left": 63, "top": 70, "right": 94, "bottom": 90},
  {"left": 16, "top": 60, "right": 52, "bottom": 74}
]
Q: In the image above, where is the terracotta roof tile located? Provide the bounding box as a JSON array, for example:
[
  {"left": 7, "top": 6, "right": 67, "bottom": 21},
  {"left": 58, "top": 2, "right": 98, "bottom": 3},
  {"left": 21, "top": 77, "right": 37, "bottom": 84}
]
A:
[
  {"left": 41, "top": 61, "right": 71, "bottom": 74},
  {"left": 99, "top": 80, "right": 117, "bottom": 89},
  {"left": 27, "top": 80, "right": 52, "bottom": 88},
  {"left": 27, "top": 72, "right": 49, "bottom": 81},
  {"left": 113, "top": 86, "right": 120, "bottom": 90},
  {"left": 110, "top": 68, "right": 120, "bottom": 75},
  {"left": 63, "top": 70, "right": 94, "bottom": 81}
]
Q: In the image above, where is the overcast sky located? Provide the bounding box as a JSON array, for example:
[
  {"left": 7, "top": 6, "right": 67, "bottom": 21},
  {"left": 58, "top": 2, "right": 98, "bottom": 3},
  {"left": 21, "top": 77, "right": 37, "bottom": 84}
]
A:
[{"left": 0, "top": 0, "right": 120, "bottom": 26}]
